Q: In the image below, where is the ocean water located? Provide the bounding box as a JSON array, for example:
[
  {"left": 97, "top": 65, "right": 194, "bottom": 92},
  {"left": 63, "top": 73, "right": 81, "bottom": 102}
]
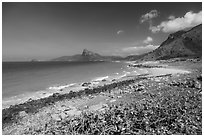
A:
[{"left": 2, "top": 61, "right": 129, "bottom": 106}]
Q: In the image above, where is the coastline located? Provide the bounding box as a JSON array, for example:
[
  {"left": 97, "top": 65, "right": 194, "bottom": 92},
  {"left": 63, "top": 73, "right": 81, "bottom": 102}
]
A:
[
  {"left": 2, "top": 60, "right": 190, "bottom": 109},
  {"left": 2, "top": 59, "right": 202, "bottom": 135}
]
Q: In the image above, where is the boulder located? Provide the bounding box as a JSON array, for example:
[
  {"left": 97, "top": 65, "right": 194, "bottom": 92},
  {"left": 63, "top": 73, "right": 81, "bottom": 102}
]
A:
[
  {"left": 19, "top": 111, "right": 28, "bottom": 118},
  {"left": 82, "top": 82, "right": 91, "bottom": 87},
  {"left": 195, "top": 81, "right": 202, "bottom": 89}
]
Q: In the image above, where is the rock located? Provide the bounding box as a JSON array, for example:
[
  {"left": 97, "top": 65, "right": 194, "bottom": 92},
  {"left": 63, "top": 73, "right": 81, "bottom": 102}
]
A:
[
  {"left": 82, "top": 82, "right": 91, "bottom": 87},
  {"left": 102, "top": 104, "right": 108, "bottom": 108},
  {"left": 124, "top": 90, "right": 129, "bottom": 93},
  {"left": 108, "top": 95, "right": 114, "bottom": 98},
  {"left": 19, "top": 111, "right": 28, "bottom": 118},
  {"left": 64, "top": 108, "right": 71, "bottom": 112},
  {"left": 197, "top": 75, "right": 202, "bottom": 81},
  {"left": 52, "top": 114, "right": 61, "bottom": 121},
  {"left": 88, "top": 94, "right": 94, "bottom": 99},
  {"left": 195, "top": 81, "right": 202, "bottom": 89},
  {"left": 100, "top": 92, "right": 106, "bottom": 96},
  {"left": 84, "top": 105, "right": 89, "bottom": 109},
  {"left": 117, "top": 96, "right": 122, "bottom": 98},
  {"left": 52, "top": 93, "right": 60, "bottom": 97},
  {"left": 27, "top": 98, "right": 33, "bottom": 102},
  {"left": 135, "top": 86, "right": 144, "bottom": 92},
  {"left": 64, "top": 107, "right": 81, "bottom": 116},
  {"left": 154, "top": 78, "right": 161, "bottom": 82},
  {"left": 110, "top": 99, "right": 116, "bottom": 103},
  {"left": 59, "top": 113, "right": 67, "bottom": 119}
]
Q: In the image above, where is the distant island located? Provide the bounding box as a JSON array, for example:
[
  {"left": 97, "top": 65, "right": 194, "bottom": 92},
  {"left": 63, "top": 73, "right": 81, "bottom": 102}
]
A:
[{"left": 51, "top": 48, "right": 125, "bottom": 62}]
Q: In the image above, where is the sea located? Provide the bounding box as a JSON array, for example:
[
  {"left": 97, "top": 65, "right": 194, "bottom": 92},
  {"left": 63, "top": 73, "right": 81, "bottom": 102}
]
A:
[{"left": 2, "top": 61, "right": 139, "bottom": 108}]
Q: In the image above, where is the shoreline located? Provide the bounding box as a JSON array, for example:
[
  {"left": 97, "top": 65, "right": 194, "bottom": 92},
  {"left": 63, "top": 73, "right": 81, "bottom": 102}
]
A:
[
  {"left": 2, "top": 61, "right": 190, "bottom": 109},
  {"left": 2, "top": 61, "right": 191, "bottom": 124}
]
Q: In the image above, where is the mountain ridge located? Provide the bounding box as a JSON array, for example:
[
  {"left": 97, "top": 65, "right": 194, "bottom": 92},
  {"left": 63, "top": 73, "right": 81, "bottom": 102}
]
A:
[{"left": 126, "top": 24, "right": 202, "bottom": 61}]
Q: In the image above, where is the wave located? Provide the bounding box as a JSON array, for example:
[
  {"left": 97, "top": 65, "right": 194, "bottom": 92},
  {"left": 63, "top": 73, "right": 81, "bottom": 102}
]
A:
[
  {"left": 48, "top": 83, "right": 77, "bottom": 90},
  {"left": 92, "top": 76, "right": 109, "bottom": 82}
]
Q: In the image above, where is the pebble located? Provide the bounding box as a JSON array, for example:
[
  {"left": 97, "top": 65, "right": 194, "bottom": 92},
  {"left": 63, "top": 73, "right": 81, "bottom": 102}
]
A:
[
  {"left": 102, "top": 104, "right": 108, "bottom": 108},
  {"left": 88, "top": 95, "right": 94, "bottom": 99},
  {"left": 64, "top": 107, "right": 72, "bottom": 112},
  {"left": 84, "top": 105, "right": 89, "bottom": 109},
  {"left": 117, "top": 96, "right": 122, "bottom": 98},
  {"left": 154, "top": 78, "right": 161, "bottom": 82},
  {"left": 110, "top": 99, "right": 116, "bottom": 103}
]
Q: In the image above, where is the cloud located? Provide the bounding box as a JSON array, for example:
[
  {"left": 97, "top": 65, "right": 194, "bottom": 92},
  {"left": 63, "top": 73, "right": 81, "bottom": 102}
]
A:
[
  {"left": 143, "top": 36, "right": 153, "bottom": 44},
  {"left": 117, "top": 30, "right": 124, "bottom": 35},
  {"left": 168, "top": 15, "right": 175, "bottom": 20},
  {"left": 122, "top": 44, "right": 159, "bottom": 55},
  {"left": 150, "top": 11, "right": 202, "bottom": 33},
  {"left": 140, "top": 10, "right": 159, "bottom": 23}
]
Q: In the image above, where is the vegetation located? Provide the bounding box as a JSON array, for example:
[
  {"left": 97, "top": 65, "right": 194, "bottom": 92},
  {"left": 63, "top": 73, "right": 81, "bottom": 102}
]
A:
[{"left": 11, "top": 76, "right": 202, "bottom": 135}]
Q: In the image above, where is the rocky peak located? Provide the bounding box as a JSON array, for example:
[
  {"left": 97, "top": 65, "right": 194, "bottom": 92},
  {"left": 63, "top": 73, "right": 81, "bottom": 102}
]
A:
[{"left": 82, "top": 49, "right": 100, "bottom": 56}]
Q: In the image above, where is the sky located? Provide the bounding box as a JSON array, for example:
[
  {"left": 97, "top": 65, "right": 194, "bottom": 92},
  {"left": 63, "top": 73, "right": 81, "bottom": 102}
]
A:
[{"left": 2, "top": 2, "right": 202, "bottom": 61}]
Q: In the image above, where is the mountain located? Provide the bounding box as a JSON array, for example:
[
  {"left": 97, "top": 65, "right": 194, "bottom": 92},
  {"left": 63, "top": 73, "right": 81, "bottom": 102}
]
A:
[
  {"left": 51, "top": 49, "right": 124, "bottom": 61},
  {"left": 128, "top": 24, "right": 202, "bottom": 61}
]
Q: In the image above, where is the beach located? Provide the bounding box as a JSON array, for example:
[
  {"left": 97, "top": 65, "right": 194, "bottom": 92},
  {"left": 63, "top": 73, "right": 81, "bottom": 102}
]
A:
[
  {"left": 2, "top": 61, "right": 127, "bottom": 109},
  {"left": 2, "top": 58, "right": 202, "bottom": 135}
]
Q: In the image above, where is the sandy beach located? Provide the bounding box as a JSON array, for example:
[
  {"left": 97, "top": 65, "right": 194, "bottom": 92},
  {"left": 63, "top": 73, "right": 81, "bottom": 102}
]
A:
[{"left": 2, "top": 58, "right": 202, "bottom": 135}]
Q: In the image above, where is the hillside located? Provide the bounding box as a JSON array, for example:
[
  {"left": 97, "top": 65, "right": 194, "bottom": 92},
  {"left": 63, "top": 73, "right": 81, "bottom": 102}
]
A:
[{"left": 128, "top": 24, "right": 202, "bottom": 61}]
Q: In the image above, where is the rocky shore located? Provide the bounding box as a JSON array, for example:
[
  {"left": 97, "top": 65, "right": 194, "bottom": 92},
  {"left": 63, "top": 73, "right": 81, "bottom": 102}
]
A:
[{"left": 2, "top": 59, "right": 202, "bottom": 135}]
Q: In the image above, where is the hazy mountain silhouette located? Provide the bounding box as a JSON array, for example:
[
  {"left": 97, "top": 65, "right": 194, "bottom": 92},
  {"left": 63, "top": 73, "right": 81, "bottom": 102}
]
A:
[{"left": 51, "top": 49, "right": 124, "bottom": 61}]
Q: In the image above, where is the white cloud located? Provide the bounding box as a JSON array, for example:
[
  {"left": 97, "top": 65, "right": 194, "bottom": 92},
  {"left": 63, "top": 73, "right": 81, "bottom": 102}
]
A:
[
  {"left": 140, "top": 10, "right": 159, "bottom": 23},
  {"left": 122, "top": 44, "right": 159, "bottom": 55},
  {"left": 150, "top": 11, "right": 202, "bottom": 33},
  {"left": 168, "top": 15, "right": 175, "bottom": 20},
  {"left": 143, "top": 36, "right": 153, "bottom": 44},
  {"left": 117, "top": 30, "right": 124, "bottom": 35}
]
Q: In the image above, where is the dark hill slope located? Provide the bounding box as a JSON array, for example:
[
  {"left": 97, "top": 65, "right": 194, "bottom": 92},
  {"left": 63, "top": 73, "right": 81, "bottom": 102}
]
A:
[{"left": 138, "top": 24, "right": 202, "bottom": 61}]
